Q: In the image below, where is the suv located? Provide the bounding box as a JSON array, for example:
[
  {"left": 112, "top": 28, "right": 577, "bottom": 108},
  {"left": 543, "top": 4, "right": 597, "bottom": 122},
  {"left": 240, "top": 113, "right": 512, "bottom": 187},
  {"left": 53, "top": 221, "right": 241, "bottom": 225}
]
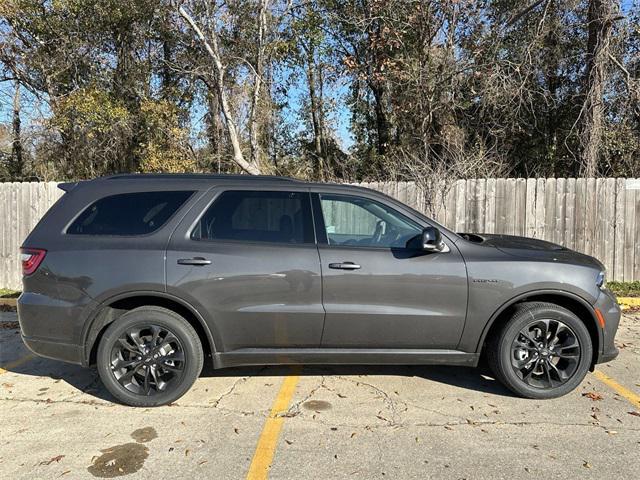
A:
[{"left": 18, "top": 174, "right": 620, "bottom": 406}]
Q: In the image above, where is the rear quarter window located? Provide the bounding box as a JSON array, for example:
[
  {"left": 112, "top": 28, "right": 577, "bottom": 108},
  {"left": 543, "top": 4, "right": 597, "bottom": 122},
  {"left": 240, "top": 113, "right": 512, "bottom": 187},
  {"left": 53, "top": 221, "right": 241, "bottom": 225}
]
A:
[{"left": 67, "top": 191, "right": 193, "bottom": 236}]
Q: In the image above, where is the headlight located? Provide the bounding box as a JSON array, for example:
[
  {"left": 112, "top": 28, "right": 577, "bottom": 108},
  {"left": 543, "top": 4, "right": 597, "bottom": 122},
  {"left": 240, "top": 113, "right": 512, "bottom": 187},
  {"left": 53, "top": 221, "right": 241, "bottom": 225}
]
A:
[{"left": 596, "top": 271, "right": 606, "bottom": 289}]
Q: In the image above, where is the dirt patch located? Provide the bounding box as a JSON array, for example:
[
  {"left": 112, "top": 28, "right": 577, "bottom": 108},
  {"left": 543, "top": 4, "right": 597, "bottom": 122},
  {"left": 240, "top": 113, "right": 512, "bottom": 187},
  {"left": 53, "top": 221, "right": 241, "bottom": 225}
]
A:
[
  {"left": 0, "top": 320, "right": 19, "bottom": 329},
  {"left": 130, "top": 426, "right": 158, "bottom": 443},
  {"left": 303, "top": 400, "right": 332, "bottom": 411},
  {"left": 87, "top": 443, "right": 148, "bottom": 478}
]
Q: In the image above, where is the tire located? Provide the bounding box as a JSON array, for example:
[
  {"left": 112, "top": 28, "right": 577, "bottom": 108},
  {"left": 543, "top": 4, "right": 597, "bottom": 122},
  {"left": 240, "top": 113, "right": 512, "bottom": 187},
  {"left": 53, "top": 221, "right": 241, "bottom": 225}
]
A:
[
  {"left": 97, "top": 306, "right": 203, "bottom": 407},
  {"left": 487, "top": 302, "right": 592, "bottom": 399}
]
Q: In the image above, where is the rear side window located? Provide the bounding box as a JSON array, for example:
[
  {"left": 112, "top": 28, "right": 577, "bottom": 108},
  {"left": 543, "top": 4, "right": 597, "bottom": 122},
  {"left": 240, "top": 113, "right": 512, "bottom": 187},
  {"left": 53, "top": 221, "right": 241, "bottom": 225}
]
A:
[
  {"left": 68, "top": 191, "right": 193, "bottom": 236},
  {"left": 192, "top": 190, "right": 314, "bottom": 244}
]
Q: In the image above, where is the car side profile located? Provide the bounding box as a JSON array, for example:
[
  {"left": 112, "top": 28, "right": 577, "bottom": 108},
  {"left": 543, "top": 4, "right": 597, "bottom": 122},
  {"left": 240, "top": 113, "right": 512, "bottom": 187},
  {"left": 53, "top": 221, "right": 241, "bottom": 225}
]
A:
[{"left": 18, "top": 174, "right": 620, "bottom": 407}]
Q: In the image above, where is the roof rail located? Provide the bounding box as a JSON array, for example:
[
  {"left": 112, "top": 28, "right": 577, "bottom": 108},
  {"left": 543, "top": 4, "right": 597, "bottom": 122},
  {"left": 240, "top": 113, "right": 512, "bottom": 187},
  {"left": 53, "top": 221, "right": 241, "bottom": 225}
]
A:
[{"left": 103, "top": 173, "right": 301, "bottom": 182}]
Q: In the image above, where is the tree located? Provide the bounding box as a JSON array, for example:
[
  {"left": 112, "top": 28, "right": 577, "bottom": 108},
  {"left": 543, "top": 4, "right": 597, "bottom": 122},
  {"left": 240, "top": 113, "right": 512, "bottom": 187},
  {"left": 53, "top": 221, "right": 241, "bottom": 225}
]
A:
[{"left": 579, "top": 0, "right": 617, "bottom": 177}]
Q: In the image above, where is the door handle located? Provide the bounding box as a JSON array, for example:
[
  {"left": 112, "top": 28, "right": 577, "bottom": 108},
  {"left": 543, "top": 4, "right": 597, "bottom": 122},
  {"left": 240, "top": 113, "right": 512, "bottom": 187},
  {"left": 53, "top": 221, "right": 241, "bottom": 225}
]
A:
[
  {"left": 177, "top": 257, "right": 211, "bottom": 266},
  {"left": 328, "top": 262, "right": 361, "bottom": 270}
]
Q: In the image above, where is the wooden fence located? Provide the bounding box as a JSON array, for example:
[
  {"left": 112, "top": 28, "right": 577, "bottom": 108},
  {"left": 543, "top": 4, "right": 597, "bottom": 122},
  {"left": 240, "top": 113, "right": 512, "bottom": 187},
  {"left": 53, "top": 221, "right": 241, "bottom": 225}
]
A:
[{"left": 1, "top": 178, "right": 639, "bottom": 290}]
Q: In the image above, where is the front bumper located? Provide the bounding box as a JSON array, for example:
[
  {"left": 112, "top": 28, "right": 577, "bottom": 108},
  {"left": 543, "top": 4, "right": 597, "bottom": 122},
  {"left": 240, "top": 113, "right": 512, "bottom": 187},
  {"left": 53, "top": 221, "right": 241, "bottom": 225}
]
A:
[{"left": 593, "top": 288, "right": 621, "bottom": 364}]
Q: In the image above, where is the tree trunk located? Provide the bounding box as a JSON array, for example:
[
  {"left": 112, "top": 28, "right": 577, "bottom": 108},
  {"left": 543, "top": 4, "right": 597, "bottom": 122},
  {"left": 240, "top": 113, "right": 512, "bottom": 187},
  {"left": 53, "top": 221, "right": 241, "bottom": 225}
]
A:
[
  {"left": 178, "top": 6, "right": 261, "bottom": 175},
  {"left": 371, "top": 82, "right": 390, "bottom": 156},
  {"left": 10, "top": 81, "right": 23, "bottom": 179},
  {"left": 579, "top": 0, "right": 615, "bottom": 178},
  {"left": 248, "top": 0, "right": 270, "bottom": 171}
]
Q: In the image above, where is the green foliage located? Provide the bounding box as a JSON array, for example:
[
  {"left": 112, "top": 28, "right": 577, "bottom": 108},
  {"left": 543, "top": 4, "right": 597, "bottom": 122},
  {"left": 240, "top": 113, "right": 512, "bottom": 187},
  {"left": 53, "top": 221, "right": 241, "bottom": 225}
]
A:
[
  {"left": 1, "top": 0, "right": 639, "bottom": 180},
  {"left": 607, "top": 282, "right": 640, "bottom": 298},
  {"left": 137, "top": 100, "right": 197, "bottom": 173}
]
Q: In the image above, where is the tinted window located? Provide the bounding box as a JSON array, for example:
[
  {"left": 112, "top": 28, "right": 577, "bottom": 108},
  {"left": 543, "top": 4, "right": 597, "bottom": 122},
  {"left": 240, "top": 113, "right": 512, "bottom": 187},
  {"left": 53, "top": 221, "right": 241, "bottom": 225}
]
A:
[
  {"left": 319, "top": 194, "right": 422, "bottom": 248},
  {"left": 192, "top": 191, "right": 313, "bottom": 244},
  {"left": 68, "top": 191, "right": 193, "bottom": 236}
]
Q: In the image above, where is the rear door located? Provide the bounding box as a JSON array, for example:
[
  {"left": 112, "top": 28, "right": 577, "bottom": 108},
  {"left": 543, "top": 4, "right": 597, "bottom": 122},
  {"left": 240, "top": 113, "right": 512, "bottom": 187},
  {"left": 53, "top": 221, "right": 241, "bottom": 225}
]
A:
[
  {"left": 166, "top": 186, "right": 324, "bottom": 351},
  {"left": 313, "top": 190, "right": 468, "bottom": 349}
]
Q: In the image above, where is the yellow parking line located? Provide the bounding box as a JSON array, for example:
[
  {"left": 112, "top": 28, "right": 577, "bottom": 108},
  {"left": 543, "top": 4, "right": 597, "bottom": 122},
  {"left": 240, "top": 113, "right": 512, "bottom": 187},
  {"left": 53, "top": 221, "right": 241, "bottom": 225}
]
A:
[
  {"left": 246, "top": 367, "right": 301, "bottom": 480},
  {"left": 0, "top": 354, "right": 34, "bottom": 375},
  {"left": 593, "top": 370, "right": 640, "bottom": 409}
]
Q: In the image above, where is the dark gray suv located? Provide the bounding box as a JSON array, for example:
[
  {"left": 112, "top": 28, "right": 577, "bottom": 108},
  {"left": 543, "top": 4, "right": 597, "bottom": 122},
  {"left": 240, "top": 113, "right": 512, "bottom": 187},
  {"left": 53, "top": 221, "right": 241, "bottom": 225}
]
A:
[{"left": 18, "top": 174, "right": 620, "bottom": 406}]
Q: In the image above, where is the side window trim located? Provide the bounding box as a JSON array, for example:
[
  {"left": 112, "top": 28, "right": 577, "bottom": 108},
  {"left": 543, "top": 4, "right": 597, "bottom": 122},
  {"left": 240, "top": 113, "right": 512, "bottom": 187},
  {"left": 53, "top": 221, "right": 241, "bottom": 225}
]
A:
[
  {"left": 310, "top": 193, "right": 328, "bottom": 245},
  {"left": 189, "top": 189, "right": 316, "bottom": 246}
]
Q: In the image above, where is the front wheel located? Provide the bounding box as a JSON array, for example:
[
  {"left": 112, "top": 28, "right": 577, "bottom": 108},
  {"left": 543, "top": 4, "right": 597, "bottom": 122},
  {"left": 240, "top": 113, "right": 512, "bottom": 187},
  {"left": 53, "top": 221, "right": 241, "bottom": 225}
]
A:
[
  {"left": 487, "top": 302, "right": 592, "bottom": 399},
  {"left": 96, "top": 306, "right": 203, "bottom": 407}
]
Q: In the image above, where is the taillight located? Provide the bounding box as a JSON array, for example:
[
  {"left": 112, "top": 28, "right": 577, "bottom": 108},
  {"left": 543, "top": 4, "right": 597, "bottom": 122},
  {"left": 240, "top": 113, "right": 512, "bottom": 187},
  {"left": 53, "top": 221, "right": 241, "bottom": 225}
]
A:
[{"left": 20, "top": 248, "right": 47, "bottom": 276}]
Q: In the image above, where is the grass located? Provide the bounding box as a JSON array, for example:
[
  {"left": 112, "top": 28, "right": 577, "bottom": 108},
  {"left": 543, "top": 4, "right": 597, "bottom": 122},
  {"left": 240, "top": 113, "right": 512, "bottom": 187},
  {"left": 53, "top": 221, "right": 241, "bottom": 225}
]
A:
[
  {"left": 0, "top": 289, "right": 20, "bottom": 299},
  {"left": 607, "top": 281, "right": 640, "bottom": 298}
]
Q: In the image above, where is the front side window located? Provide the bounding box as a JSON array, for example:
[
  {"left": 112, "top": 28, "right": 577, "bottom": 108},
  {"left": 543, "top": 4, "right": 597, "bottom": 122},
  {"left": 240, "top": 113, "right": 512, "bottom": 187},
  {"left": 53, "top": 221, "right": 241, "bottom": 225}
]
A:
[
  {"left": 68, "top": 191, "right": 193, "bottom": 236},
  {"left": 192, "top": 190, "right": 314, "bottom": 244},
  {"left": 319, "top": 194, "right": 422, "bottom": 248}
]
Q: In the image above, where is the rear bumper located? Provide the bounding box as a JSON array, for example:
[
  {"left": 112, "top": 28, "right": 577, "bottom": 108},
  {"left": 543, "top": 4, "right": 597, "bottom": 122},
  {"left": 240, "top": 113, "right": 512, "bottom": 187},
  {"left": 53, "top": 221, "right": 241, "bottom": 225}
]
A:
[
  {"left": 21, "top": 335, "right": 83, "bottom": 365},
  {"left": 593, "top": 288, "right": 621, "bottom": 364},
  {"left": 17, "top": 291, "right": 93, "bottom": 366}
]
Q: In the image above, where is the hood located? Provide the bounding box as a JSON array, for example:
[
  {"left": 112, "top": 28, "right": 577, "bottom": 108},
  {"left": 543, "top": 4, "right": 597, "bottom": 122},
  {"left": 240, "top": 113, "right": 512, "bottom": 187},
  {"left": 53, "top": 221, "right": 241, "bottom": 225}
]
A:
[{"left": 459, "top": 233, "right": 605, "bottom": 270}]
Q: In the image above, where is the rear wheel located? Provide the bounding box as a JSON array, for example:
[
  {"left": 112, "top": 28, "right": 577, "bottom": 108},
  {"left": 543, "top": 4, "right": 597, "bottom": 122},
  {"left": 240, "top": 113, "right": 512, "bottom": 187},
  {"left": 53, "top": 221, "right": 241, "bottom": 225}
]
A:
[
  {"left": 97, "top": 306, "right": 203, "bottom": 407},
  {"left": 487, "top": 302, "right": 592, "bottom": 399}
]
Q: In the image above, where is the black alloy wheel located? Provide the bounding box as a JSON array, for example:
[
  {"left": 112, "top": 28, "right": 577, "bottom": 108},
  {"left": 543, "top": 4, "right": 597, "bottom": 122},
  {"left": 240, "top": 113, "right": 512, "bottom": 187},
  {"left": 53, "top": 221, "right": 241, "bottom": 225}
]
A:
[
  {"left": 110, "top": 325, "right": 186, "bottom": 396},
  {"left": 510, "top": 319, "right": 581, "bottom": 389},
  {"left": 97, "top": 306, "right": 203, "bottom": 407},
  {"left": 487, "top": 301, "right": 592, "bottom": 399}
]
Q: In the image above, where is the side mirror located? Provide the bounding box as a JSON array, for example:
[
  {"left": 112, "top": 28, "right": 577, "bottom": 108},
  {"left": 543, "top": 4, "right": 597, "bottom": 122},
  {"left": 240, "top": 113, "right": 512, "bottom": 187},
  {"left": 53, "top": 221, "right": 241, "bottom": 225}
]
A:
[{"left": 422, "top": 226, "right": 446, "bottom": 252}]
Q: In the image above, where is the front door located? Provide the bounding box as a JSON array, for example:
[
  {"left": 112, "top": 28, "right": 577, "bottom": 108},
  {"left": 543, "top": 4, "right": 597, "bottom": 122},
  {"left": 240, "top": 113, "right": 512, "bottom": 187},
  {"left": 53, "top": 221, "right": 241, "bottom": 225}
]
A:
[
  {"left": 314, "top": 192, "right": 468, "bottom": 349},
  {"left": 166, "top": 187, "right": 324, "bottom": 351}
]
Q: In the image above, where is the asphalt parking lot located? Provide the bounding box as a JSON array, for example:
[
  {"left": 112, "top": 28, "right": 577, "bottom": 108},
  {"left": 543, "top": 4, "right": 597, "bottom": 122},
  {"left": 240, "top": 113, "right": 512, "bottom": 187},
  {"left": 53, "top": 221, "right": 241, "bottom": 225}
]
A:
[{"left": 1, "top": 311, "right": 639, "bottom": 480}]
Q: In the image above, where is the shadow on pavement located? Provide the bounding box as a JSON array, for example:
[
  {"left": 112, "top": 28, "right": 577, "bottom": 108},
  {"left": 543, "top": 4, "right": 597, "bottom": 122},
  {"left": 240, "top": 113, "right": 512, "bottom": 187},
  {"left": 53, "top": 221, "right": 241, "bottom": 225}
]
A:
[{"left": 2, "top": 324, "right": 515, "bottom": 404}]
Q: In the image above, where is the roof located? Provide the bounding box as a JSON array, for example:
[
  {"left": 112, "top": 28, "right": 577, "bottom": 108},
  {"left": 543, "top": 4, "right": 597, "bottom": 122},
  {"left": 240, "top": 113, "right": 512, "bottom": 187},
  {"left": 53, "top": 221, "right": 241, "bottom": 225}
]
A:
[{"left": 104, "top": 173, "right": 301, "bottom": 182}]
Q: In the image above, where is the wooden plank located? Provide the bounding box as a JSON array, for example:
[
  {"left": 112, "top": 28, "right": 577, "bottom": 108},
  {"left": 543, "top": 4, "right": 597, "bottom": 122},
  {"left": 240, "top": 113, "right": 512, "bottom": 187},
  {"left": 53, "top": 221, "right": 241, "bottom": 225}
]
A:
[
  {"left": 554, "top": 178, "right": 566, "bottom": 246},
  {"left": 565, "top": 178, "right": 576, "bottom": 251},
  {"left": 534, "top": 178, "right": 546, "bottom": 239},
  {"left": 444, "top": 181, "right": 457, "bottom": 230},
  {"left": 544, "top": 178, "right": 556, "bottom": 243},
  {"left": 455, "top": 180, "right": 466, "bottom": 233},
  {"left": 593, "top": 179, "right": 605, "bottom": 265},
  {"left": 515, "top": 178, "right": 527, "bottom": 236},
  {"left": 623, "top": 180, "right": 637, "bottom": 282},
  {"left": 602, "top": 178, "right": 616, "bottom": 274},
  {"left": 575, "top": 178, "right": 586, "bottom": 254},
  {"left": 485, "top": 178, "right": 496, "bottom": 234},
  {"left": 504, "top": 179, "right": 516, "bottom": 235},
  {"left": 465, "top": 179, "right": 476, "bottom": 231},
  {"left": 584, "top": 178, "right": 597, "bottom": 257},
  {"left": 476, "top": 179, "right": 486, "bottom": 232},
  {"left": 495, "top": 178, "right": 506, "bottom": 234},
  {"left": 525, "top": 178, "right": 536, "bottom": 238},
  {"left": 613, "top": 178, "right": 626, "bottom": 281},
  {"left": 0, "top": 184, "right": 6, "bottom": 288},
  {"left": 635, "top": 185, "right": 640, "bottom": 281}
]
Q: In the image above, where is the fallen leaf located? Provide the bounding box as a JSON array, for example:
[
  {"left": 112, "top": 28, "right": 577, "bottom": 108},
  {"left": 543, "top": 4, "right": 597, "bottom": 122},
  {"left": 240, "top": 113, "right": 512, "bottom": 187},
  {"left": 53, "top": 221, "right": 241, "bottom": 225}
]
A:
[
  {"left": 628, "top": 411, "right": 640, "bottom": 417},
  {"left": 40, "top": 455, "right": 65, "bottom": 466},
  {"left": 284, "top": 439, "right": 293, "bottom": 445},
  {"left": 59, "top": 470, "right": 71, "bottom": 477},
  {"left": 185, "top": 449, "right": 190, "bottom": 456},
  {"left": 582, "top": 392, "right": 604, "bottom": 401},
  {"left": 234, "top": 428, "right": 239, "bottom": 434},
  {"left": 583, "top": 461, "right": 592, "bottom": 469}
]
